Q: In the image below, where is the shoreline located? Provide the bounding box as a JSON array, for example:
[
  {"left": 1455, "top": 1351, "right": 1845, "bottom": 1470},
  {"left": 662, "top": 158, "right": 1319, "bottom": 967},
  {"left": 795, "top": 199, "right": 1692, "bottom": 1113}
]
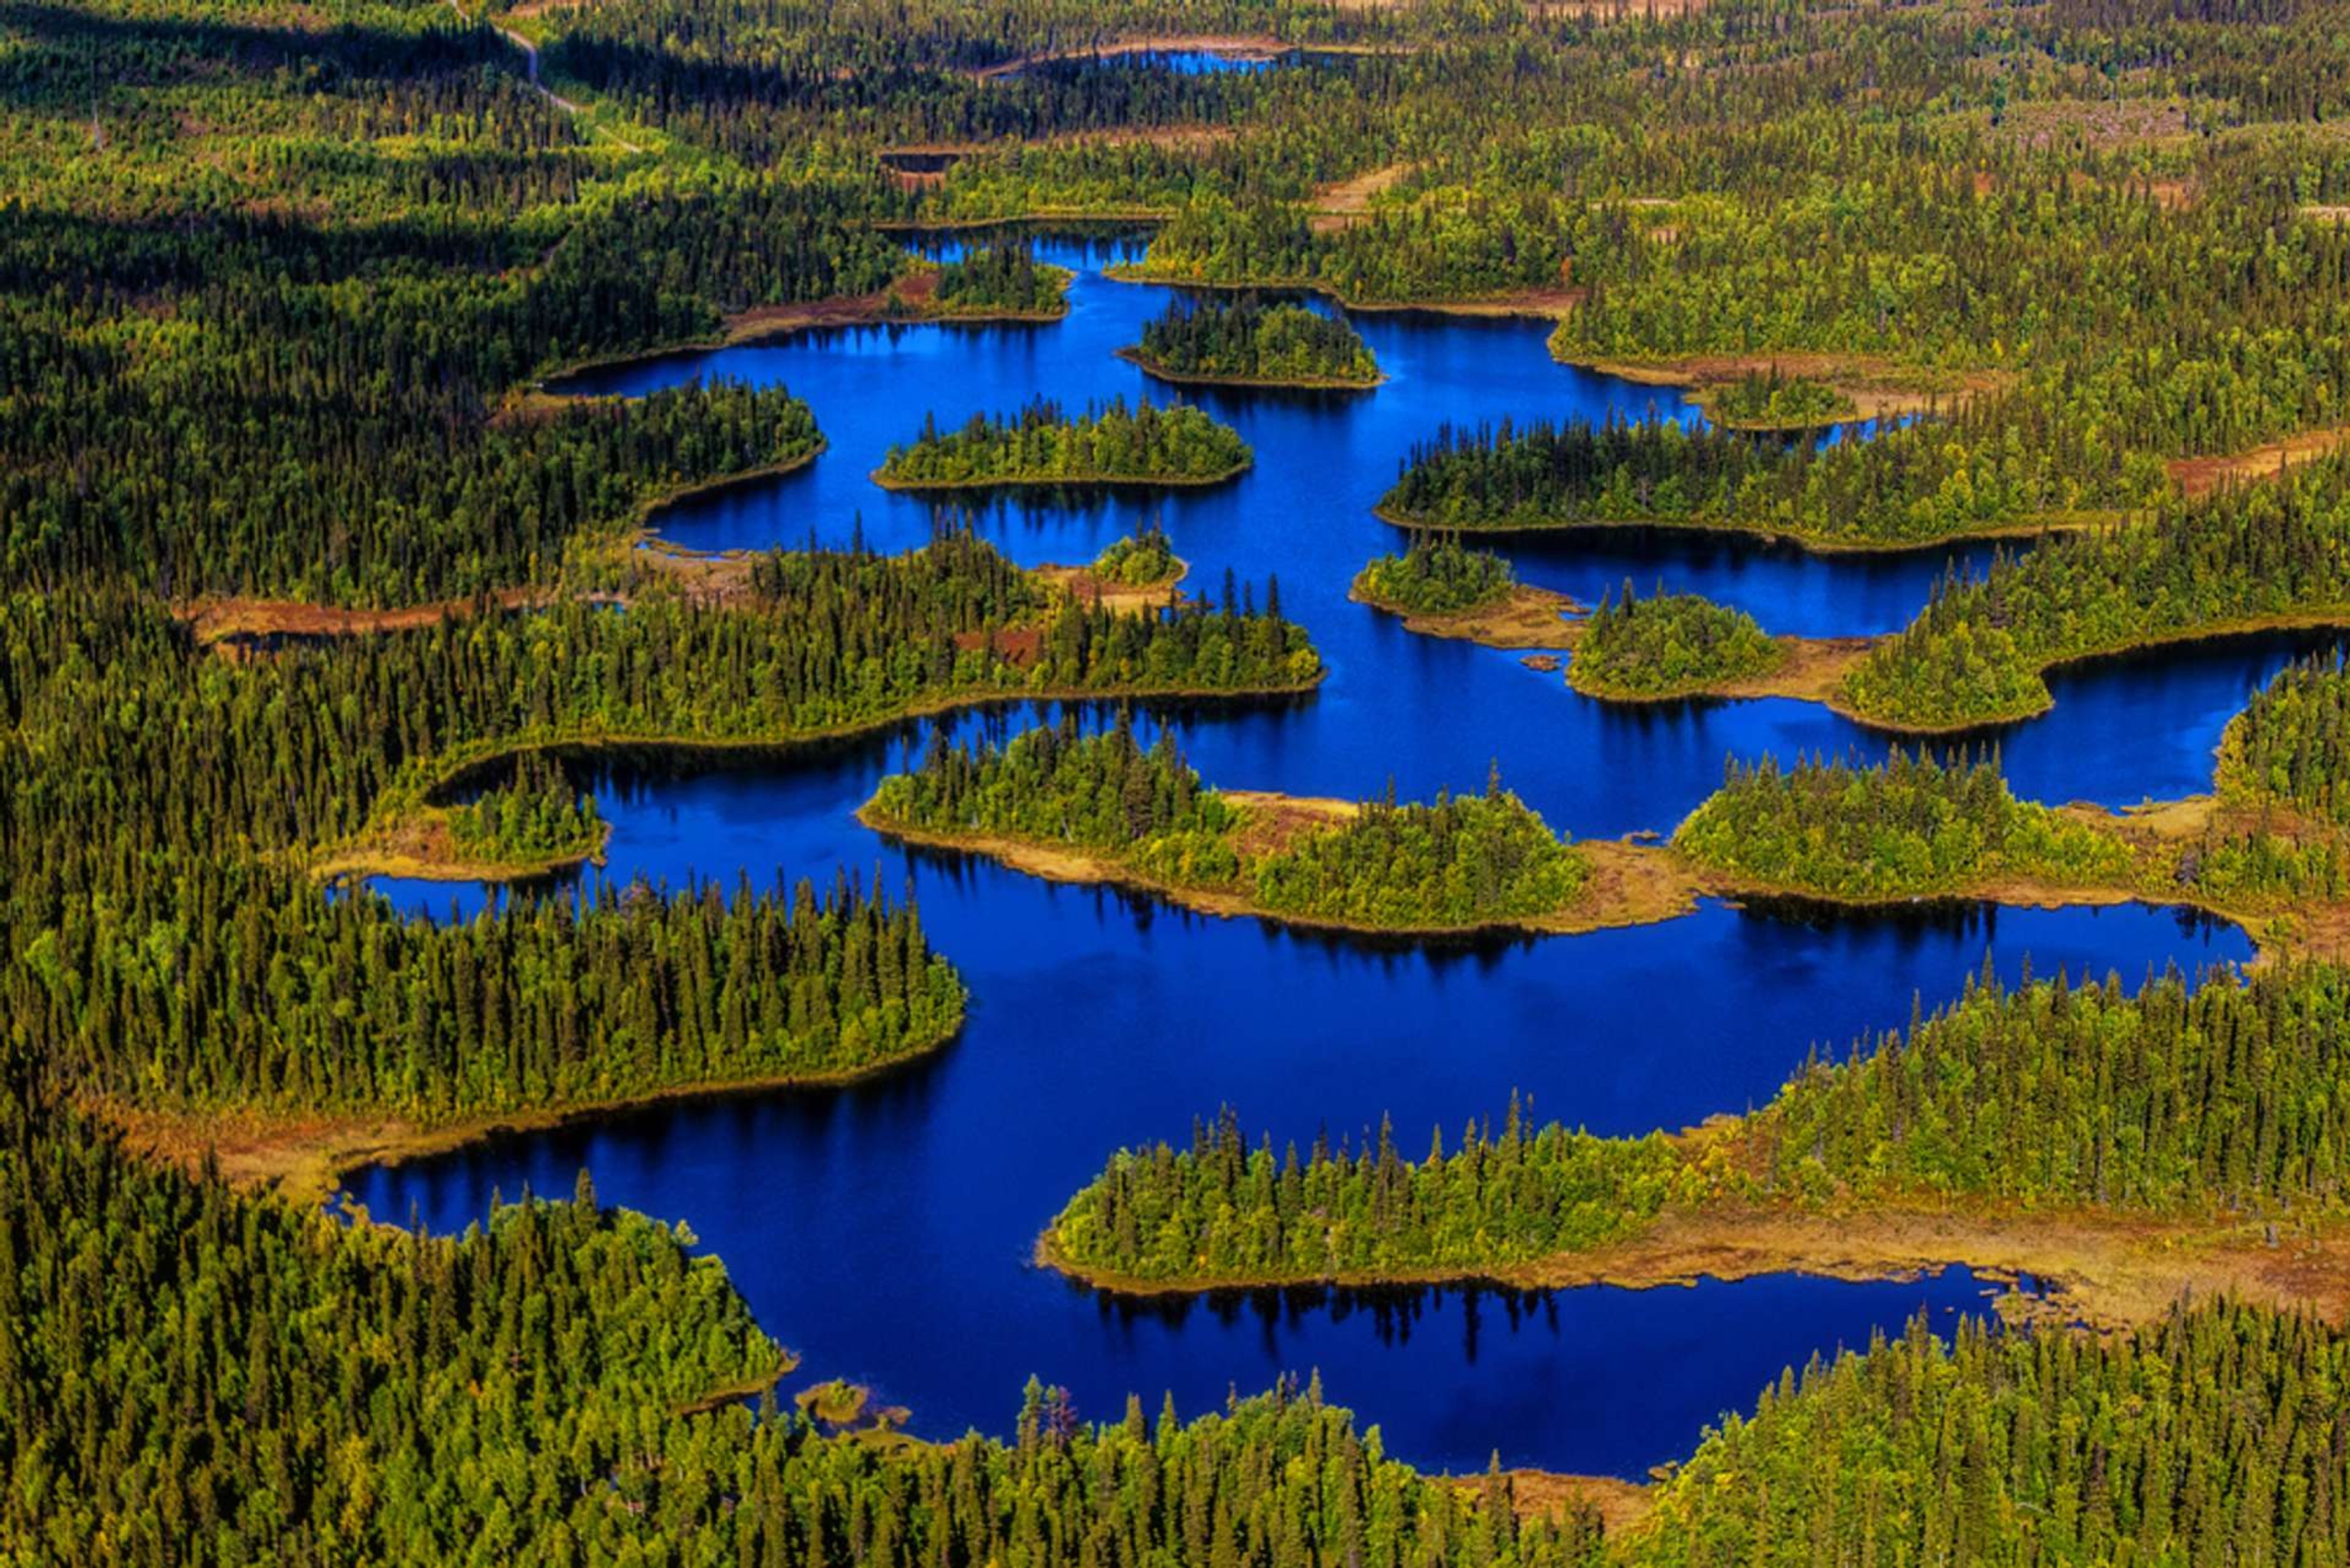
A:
[
  {"left": 871, "top": 457, "right": 1253, "bottom": 492},
  {"left": 1349, "top": 581, "right": 1583, "bottom": 649},
  {"left": 856, "top": 790, "right": 2310, "bottom": 957},
  {"left": 1102, "top": 264, "right": 1583, "bottom": 321},
  {"left": 1344, "top": 579, "right": 1879, "bottom": 705},
  {"left": 1371, "top": 500, "right": 2108, "bottom": 558},
  {"left": 1835, "top": 608, "right": 2350, "bottom": 733},
  {"left": 1547, "top": 348, "right": 2007, "bottom": 425},
  {"left": 1567, "top": 633, "right": 1878, "bottom": 706},
  {"left": 1115, "top": 345, "right": 1385, "bottom": 391},
  {"left": 95, "top": 1017, "right": 969, "bottom": 1206},
  {"left": 316, "top": 671, "right": 1327, "bottom": 876},
  {"left": 876, "top": 207, "right": 1176, "bottom": 234},
  {"left": 1034, "top": 1200, "right": 2350, "bottom": 1330},
  {"left": 315, "top": 815, "right": 613, "bottom": 886},
  {"left": 534, "top": 277, "right": 1074, "bottom": 390},
  {"left": 966, "top": 35, "right": 1408, "bottom": 81},
  {"left": 858, "top": 803, "right": 1706, "bottom": 941}
]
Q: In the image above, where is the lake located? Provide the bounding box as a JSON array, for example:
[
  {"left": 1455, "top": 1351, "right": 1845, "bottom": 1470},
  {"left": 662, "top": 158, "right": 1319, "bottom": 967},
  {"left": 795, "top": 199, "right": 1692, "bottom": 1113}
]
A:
[{"left": 352, "top": 231, "right": 2288, "bottom": 1480}]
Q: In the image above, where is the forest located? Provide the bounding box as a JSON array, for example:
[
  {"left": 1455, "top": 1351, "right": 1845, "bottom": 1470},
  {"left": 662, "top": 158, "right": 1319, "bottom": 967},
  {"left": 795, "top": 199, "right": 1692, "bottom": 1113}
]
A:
[
  {"left": 1088, "top": 525, "right": 1182, "bottom": 586},
  {"left": 866, "top": 719, "right": 1591, "bottom": 930},
  {"left": 927, "top": 242, "right": 1072, "bottom": 316},
  {"left": 1352, "top": 533, "right": 1517, "bottom": 617},
  {"left": 1840, "top": 454, "right": 2350, "bottom": 728},
  {"left": 1565, "top": 584, "right": 1782, "bottom": 700},
  {"left": 874, "top": 398, "right": 1254, "bottom": 487},
  {"left": 20, "top": 0, "right": 2350, "bottom": 1556},
  {"left": 443, "top": 751, "right": 608, "bottom": 868},
  {"left": 1376, "top": 410, "right": 2141, "bottom": 552},
  {"left": 1700, "top": 370, "right": 1856, "bottom": 431},
  {"left": 1126, "top": 294, "right": 1381, "bottom": 386}
]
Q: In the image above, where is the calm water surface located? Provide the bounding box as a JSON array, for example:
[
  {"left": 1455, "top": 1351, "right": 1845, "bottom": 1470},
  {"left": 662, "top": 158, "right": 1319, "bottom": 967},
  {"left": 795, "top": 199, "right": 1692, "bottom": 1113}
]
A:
[{"left": 357, "top": 235, "right": 2286, "bottom": 1478}]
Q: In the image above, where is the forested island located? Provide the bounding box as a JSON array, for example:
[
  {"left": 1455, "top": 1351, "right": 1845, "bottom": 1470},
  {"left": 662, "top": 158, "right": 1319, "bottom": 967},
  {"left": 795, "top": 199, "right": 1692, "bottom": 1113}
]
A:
[
  {"left": 1349, "top": 534, "right": 1582, "bottom": 650},
  {"left": 862, "top": 718, "right": 1605, "bottom": 935},
  {"left": 1565, "top": 584, "right": 1786, "bottom": 700},
  {"left": 923, "top": 242, "right": 1073, "bottom": 319},
  {"left": 1122, "top": 295, "right": 1382, "bottom": 387},
  {"left": 873, "top": 398, "right": 1253, "bottom": 488}
]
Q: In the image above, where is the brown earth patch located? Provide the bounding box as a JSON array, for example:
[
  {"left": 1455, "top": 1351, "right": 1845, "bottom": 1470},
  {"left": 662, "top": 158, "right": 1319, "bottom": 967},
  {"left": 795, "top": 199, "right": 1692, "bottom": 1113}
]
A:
[
  {"left": 1993, "top": 97, "right": 2192, "bottom": 154},
  {"left": 950, "top": 625, "right": 1045, "bottom": 667},
  {"left": 1497, "top": 1204, "right": 2350, "bottom": 1331},
  {"left": 1352, "top": 583, "right": 1585, "bottom": 649},
  {"left": 1309, "top": 160, "right": 1419, "bottom": 234},
  {"left": 1035, "top": 561, "right": 1188, "bottom": 615},
  {"left": 2168, "top": 425, "right": 2350, "bottom": 499},
  {"left": 1683, "top": 635, "right": 1877, "bottom": 703},
  {"left": 1221, "top": 789, "right": 1360, "bottom": 859},
  {"left": 1562, "top": 350, "right": 2009, "bottom": 424},
  {"left": 179, "top": 589, "right": 539, "bottom": 646},
  {"left": 1490, "top": 1473, "right": 1653, "bottom": 1534}
]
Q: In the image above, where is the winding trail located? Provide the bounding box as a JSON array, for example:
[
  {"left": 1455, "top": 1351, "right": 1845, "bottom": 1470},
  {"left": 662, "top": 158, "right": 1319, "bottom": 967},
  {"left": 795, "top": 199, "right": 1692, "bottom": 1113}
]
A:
[{"left": 450, "top": 1, "right": 645, "bottom": 153}]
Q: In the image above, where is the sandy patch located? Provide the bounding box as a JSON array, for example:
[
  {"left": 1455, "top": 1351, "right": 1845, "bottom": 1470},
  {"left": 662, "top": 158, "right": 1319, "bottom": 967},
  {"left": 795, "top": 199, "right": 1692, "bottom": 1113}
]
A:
[{"left": 2169, "top": 425, "right": 2350, "bottom": 499}]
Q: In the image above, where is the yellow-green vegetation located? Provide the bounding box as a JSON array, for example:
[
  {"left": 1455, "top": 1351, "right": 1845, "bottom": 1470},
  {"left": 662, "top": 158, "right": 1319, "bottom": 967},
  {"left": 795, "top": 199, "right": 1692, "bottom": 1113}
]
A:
[
  {"left": 1351, "top": 534, "right": 1516, "bottom": 617},
  {"left": 1671, "top": 747, "right": 2346, "bottom": 932},
  {"left": 873, "top": 398, "right": 1253, "bottom": 488},
  {"left": 443, "top": 752, "right": 606, "bottom": 871},
  {"left": 1566, "top": 584, "right": 1785, "bottom": 700},
  {"left": 863, "top": 717, "right": 1591, "bottom": 934},
  {"left": 1124, "top": 294, "right": 1381, "bottom": 387},
  {"left": 925, "top": 242, "right": 1073, "bottom": 318},
  {"left": 1700, "top": 367, "right": 1858, "bottom": 431},
  {"left": 1091, "top": 525, "right": 1182, "bottom": 586},
  {"left": 1839, "top": 456, "right": 2350, "bottom": 730}
]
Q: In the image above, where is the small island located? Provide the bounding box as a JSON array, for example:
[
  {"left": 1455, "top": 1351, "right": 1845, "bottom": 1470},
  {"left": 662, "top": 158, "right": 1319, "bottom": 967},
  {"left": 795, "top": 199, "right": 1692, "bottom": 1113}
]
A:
[
  {"left": 1349, "top": 533, "right": 1580, "bottom": 648},
  {"left": 1119, "top": 295, "right": 1382, "bottom": 389},
  {"left": 859, "top": 717, "right": 1643, "bottom": 938},
  {"left": 873, "top": 397, "right": 1253, "bottom": 490},
  {"left": 1564, "top": 583, "right": 1787, "bottom": 699},
  {"left": 1695, "top": 366, "right": 1859, "bottom": 431},
  {"left": 922, "top": 243, "right": 1073, "bottom": 321}
]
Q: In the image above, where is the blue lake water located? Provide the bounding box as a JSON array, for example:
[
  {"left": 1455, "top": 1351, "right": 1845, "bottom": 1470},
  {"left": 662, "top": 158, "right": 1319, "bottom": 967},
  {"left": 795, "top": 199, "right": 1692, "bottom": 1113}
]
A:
[{"left": 357, "top": 233, "right": 2288, "bottom": 1479}]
